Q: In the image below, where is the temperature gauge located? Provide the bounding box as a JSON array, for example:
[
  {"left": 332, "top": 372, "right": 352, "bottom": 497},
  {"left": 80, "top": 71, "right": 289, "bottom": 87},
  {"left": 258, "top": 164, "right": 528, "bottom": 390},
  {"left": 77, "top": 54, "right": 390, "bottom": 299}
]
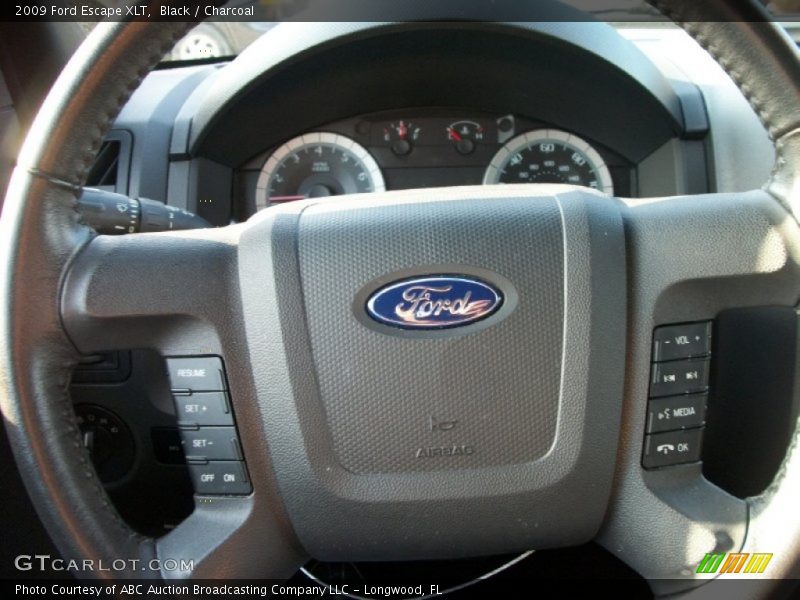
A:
[
  {"left": 383, "top": 120, "right": 421, "bottom": 155},
  {"left": 446, "top": 120, "right": 486, "bottom": 155}
]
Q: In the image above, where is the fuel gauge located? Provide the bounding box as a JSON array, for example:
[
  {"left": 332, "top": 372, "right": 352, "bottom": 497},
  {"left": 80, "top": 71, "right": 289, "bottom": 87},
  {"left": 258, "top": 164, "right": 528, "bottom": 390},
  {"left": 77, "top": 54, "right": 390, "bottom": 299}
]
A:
[
  {"left": 383, "top": 120, "right": 421, "bottom": 155},
  {"left": 446, "top": 120, "right": 486, "bottom": 155}
]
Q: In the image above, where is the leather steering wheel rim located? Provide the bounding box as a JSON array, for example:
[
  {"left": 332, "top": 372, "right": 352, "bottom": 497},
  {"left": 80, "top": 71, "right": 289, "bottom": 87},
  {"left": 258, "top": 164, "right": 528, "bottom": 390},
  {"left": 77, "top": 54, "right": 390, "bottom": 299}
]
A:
[{"left": 1, "top": 2, "right": 800, "bottom": 595}]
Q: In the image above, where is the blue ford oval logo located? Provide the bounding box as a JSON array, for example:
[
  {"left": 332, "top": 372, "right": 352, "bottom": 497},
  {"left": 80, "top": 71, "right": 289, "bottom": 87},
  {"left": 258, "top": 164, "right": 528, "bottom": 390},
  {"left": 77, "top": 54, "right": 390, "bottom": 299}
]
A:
[{"left": 366, "top": 276, "right": 503, "bottom": 330}]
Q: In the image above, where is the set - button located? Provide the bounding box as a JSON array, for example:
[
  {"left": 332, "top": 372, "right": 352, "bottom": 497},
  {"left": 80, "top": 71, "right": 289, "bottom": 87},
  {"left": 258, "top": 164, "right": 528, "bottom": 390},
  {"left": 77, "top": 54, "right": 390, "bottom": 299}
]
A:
[
  {"left": 642, "top": 322, "right": 711, "bottom": 469},
  {"left": 181, "top": 426, "right": 243, "bottom": 461},
  {"left": 166, "top": 356, "right": 252, "bottom": 495}
]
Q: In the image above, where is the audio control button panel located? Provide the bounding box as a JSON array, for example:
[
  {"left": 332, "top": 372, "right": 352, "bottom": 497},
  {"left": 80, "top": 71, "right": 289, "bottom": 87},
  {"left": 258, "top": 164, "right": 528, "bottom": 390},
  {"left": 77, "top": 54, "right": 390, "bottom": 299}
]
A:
[
  {"left": 166, "top": 356, "right": 252, "bottom": 495},
  {"left": 643, "top": 321, "right": 712, "bottom": 469}
]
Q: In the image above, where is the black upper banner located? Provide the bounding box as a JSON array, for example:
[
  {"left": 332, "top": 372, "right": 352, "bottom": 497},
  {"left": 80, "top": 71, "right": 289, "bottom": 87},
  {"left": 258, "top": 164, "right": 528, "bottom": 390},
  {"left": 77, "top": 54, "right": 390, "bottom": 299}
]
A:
[{"left": 1, "top": 0, "right": 798, "bottom": 23}]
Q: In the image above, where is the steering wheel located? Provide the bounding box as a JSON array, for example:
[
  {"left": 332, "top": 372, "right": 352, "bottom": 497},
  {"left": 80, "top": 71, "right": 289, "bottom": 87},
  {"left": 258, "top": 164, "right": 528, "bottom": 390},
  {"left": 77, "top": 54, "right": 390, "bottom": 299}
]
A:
[{"left": 2, "top": 1, "right": 800, "bottom": 596}]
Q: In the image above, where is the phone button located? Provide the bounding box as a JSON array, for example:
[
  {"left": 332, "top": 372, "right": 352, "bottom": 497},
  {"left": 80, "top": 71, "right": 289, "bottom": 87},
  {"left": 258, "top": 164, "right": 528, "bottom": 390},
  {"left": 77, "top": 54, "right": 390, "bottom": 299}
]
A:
[{"left": 642, "top": 427, "right": 703, "bottom": 469}]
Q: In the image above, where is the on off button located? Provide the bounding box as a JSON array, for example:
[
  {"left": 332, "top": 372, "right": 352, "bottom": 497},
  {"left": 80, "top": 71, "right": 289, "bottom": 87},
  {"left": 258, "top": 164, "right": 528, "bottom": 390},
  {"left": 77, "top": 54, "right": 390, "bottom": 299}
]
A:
[{"left": 189, "top": 461, "right": 251, "bottom": 495}]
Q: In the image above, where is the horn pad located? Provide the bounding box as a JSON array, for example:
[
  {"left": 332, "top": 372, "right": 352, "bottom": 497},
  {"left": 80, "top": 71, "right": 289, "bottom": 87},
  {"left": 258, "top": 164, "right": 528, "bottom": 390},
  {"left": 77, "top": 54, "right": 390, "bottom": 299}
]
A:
[{"left": 239, "top": 185, "right": 626, "bottom": 560}]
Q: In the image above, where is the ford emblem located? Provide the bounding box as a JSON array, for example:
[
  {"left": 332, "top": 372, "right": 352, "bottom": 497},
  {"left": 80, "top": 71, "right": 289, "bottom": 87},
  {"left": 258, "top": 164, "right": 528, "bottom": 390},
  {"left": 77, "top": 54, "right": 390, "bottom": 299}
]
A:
[{"left": 366, "top": 276, "right": 503, "bottom": 330}]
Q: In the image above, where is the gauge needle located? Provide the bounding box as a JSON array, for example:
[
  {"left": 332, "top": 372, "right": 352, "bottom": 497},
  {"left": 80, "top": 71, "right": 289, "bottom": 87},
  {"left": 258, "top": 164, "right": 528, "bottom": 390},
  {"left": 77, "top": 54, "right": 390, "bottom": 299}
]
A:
[
  {"left": 270, "top": 195, "right": 307, "bottom": 203},
  {"left": 447, "top": 127, "right": 462, "bottom": 142}
]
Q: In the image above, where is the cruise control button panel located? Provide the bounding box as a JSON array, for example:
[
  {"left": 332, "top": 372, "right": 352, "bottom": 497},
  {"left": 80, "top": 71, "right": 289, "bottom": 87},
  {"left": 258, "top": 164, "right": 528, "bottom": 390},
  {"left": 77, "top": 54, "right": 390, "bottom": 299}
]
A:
[
  {"left": 643, "top": 321, "right": 712, "bottom": 470},
  {"left": 643, "top": 428, "right": 703, "bottom": 469},
  {"left": 167, "top": 355, "right": 251, "bottom": 495}
]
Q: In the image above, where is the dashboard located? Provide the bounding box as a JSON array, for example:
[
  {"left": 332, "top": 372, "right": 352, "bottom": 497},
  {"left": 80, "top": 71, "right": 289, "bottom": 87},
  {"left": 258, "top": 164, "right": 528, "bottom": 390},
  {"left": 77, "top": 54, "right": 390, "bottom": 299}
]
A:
[
  {"left": 103, "top": 22, "right": 777, "bottom": 234},
  {"left": 112, "top": 20, "right": 772, "bottom": 228}
]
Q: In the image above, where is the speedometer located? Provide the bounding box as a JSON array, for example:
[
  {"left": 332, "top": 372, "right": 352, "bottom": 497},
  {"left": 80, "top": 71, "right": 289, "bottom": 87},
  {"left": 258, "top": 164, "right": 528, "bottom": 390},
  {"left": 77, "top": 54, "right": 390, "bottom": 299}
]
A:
[
  {"left": 483, "top": 129, "right": 614, "bottom": 194},
  {"left": 255, "top": 132, "right": 384, "bottom": 210}
]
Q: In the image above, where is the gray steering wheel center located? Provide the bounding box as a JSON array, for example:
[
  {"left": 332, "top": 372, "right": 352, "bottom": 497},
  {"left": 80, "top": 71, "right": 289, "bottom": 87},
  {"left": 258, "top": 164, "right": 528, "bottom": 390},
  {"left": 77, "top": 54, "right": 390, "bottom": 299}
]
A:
[{"left": 239, "top": 185, "right": 626, "bottom": 559}]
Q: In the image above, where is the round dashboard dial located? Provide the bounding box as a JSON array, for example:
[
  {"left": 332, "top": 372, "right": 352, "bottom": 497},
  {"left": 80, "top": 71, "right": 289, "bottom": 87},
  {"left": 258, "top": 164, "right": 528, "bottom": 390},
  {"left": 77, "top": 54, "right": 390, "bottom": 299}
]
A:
[
  {"left": 483, "top": 129, "right": 614, "bottom": 194},
  {"left": 255, "top": 132, "right": 384, "bottom": 209}
]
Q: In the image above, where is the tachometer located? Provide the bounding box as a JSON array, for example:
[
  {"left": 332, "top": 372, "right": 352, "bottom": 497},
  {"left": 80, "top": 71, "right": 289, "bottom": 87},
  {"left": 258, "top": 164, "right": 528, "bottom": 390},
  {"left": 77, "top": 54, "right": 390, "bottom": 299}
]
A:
[
  {"left": 255, "top": 132, "right": 384, "bottom": 209},
  {"left": 483, "top": 129, "right": 613, "bottom": 194}
]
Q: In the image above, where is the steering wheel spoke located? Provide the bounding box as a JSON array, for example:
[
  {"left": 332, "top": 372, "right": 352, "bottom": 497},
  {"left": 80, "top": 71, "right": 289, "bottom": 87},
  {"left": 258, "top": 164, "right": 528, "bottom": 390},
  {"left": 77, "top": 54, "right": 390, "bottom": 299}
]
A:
[
  {"left": 61, "top": 227, "right": 242, "bottom": 356},
  {"left": 597, "top": 189, "right": 800, "bottom": 592},
  {"left": 156, "top": 495, "right": 305, "bottom": 579},
  {"left": 59, "top": 225, "right": 307, "bottom": 579}
]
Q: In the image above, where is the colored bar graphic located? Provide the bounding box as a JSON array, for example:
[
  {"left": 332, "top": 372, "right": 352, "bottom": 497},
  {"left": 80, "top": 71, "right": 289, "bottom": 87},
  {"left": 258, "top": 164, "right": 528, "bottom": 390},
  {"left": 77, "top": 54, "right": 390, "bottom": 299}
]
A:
[
  {"left": 720, "top": 553, "right": 749, "bottom": 573},
  {"left": 696, "top": 552, "right": 773, "bottom": 574},
  {"left": 697, "top": 553, "right": 726, "bottom": 574},
  {"left": 744, "top": 554, "right": 773, "bottom": 574}
]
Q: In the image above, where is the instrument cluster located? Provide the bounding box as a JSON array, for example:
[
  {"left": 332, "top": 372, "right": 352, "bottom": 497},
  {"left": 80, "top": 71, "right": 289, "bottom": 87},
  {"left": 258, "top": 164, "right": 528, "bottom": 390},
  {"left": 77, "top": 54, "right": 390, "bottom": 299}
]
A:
[{"left": 247, "top": 110, "right": 632, "bottom": 212}]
